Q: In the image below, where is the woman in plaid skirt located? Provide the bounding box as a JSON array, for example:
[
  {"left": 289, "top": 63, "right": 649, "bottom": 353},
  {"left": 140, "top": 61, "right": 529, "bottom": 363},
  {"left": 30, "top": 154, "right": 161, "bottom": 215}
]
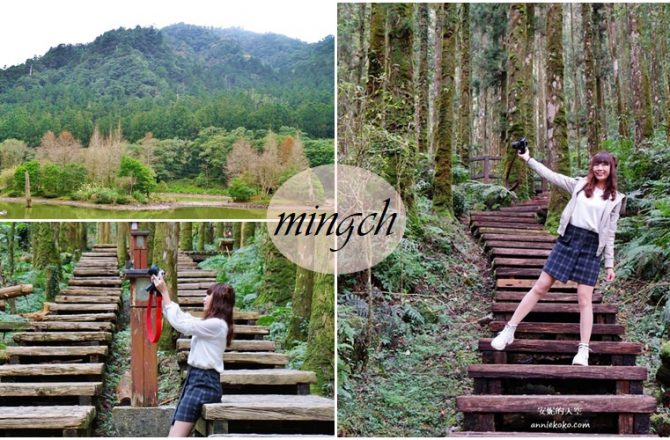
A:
[
  {"left": 152, "top": 276, "right": 235, "bottom": 436},
  {"left": 490, "top": 147, "right": 625, "bottom": 366}
]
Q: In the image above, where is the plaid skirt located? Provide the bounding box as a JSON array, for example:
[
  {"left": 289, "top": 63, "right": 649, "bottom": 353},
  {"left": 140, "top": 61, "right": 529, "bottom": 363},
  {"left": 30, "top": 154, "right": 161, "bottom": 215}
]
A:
[
  {"left": 543, "top": 223, "right": 601, "bottom": 287},
  {"left": 172, "top": 366, "right": 222, "bottom": 424}
]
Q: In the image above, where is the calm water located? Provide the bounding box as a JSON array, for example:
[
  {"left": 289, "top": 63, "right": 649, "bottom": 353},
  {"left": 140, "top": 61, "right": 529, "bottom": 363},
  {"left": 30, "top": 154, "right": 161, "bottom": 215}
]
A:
[{"left": 0, "top": 201, "right": 265, "bottom": 220}]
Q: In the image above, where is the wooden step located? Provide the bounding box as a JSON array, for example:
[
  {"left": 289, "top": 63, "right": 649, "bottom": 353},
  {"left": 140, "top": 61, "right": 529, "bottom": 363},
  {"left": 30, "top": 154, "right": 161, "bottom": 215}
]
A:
[
  {"left": 0, "top": 382, "right": 102, "bottom": 398},
  {"left": 199, "top": 395, "right": 334, "bottom": 435},
  {"left": 478, "top": 339, "right": 642, "bottom": 355},
  {"left": 457, "top": 395, "right": 654, "bottom": 434},
  {"left": 0, "top": 405, "right": 96, "bottom": 434},
  {"left": 468, "top": 364, "right": 647, "bottom": 381},
  {"left": 500, "top": 205, "right": 547, "bottom": 212},
  {"left": 489, "top": 322, "right": 624, "bottom": 336},
  {"left": 29, "top": 321, "right": 114, "bottom": 332},
  {"left": 483, "top": 234, "right": 555, "bottom": 243},
  {"left": 55, "top": 295, "right": 120, "bottom": 304},
  {"left": 179, "top": 271, "right": 217, "bottom": 278},
  {"left": 0, "top": 363, "right": 104, "bottom": 377},
  {"left": 492, "top": 303, "right": 617, "bottom": 315},
  {"left": 179, "top": 282, "right": 218, "bottom": 290},
  {"left": 183, "top": 310, "right": 261, "bottom": 322},
  {"left": 495, "top": 267, "right": 546, "bottom": 278},
  {"left": 13, "top": 331, "right": 112, "bottom": 344},
  {"left": 470, "top": 211, "right": 537, "bottom": 218},
  {"left": 4, "top": 346, "right": 108, "bottom": 361},
  {"left": 68, "top": 279, "right": 122, "bottom": 287},
  {"left": 494, "top": 291, "right": 603, "bottom": 302},
  {"left": 491, "top": 248, "right": 552, "bottom": 257},
  {"left": 178, "top": 352, "right": 287, "bottom": 367},
  {"left": 473, "top": 221, "right": 545, "bottom": 230},
  {"left": 478, "top": 227, "right": 549, "bottom": 236},
  {"left": 60, "top": 287, "right": 122, "bottom": 296},
  {"left": 493, "top": 257, "right": 547, "bottom": 268},
  {"left": 73, "top": 269, "right": 119, "bottom": 276},
  {"left": 46, "top": 303, "right": 118, "bottom": 313},
  {"left": 497, "top": 279, "right": 577, "bottom": 290},
  {"left": 41, "top": 313, "right": 117, "bottom": 322},
  {"left": 177, "top": 278, "right": 216, "bottom": 283},
  {"left": 470, "top": 215, "right": 539, "bottom": 224},
  {"left": 486, "top": 241, "right": 555, "bottom": 250},
  {"left": 178, "top": 339, "right": 275, "bottom": 352},
  {"left": 219, "top": 369, "right": 317, "bottom": 386}
]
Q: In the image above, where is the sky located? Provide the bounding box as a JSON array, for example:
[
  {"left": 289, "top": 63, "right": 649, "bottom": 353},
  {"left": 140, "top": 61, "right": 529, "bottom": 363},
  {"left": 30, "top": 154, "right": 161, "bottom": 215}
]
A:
[{"left": 0, "top": 0, "right": 335, "bottom": 68}]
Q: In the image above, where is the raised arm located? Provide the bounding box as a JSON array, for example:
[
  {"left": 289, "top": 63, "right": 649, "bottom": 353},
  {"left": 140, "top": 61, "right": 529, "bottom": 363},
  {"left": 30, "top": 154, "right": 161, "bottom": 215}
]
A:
[
  {"left": 162, "top": 302, "right": 227, "bottom": 338},
  {"left": 520, "top": 149, "right": 579, "bottom": 194}
]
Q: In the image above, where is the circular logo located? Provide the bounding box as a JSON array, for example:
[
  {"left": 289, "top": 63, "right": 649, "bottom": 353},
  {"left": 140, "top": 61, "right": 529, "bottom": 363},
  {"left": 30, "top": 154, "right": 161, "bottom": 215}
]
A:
[{"left": 267, "top": 165, "right": 406, "bottom": 274}]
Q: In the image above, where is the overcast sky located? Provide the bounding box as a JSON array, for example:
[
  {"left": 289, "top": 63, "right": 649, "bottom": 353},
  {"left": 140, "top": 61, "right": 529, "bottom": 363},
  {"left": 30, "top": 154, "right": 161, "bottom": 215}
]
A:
[{"left": 0, "top": 0, "right": 335, "bottom": 68}]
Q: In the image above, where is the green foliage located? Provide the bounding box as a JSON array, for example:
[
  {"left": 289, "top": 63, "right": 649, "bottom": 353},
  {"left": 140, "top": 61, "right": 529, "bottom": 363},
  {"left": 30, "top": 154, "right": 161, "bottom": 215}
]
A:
[
  {"left": 118, "top": 155, "right": 157, "bottom": 195},
  {"left": 227, "top": 176, "right": 257, "bottom": 202},
  {"left": 453, "top": 181, "right": 514, "bottom": 218},
  {"left": 13, "top": 160, "right": 40, "bottom": 193},
  {"left": 200, "top": 245, "right": 263, "bottom": 309}
]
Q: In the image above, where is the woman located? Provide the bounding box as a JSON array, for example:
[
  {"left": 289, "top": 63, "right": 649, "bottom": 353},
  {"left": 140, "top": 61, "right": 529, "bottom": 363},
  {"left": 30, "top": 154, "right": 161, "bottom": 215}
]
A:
[
  {"left": 152, "top": 276, "right": 235, "bottom": 437},
  {"left": 490, "top": 147, "right": 625, "bottom": 366}
]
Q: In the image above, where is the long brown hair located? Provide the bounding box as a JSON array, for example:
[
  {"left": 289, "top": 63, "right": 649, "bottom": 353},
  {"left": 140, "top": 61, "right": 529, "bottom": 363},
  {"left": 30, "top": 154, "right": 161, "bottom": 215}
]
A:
[
  {"left": 204, "top": 283, "right": 235, "bottom": 346},
  {"left": 583, "top": 151, "right": 618, "bottom": 201}
]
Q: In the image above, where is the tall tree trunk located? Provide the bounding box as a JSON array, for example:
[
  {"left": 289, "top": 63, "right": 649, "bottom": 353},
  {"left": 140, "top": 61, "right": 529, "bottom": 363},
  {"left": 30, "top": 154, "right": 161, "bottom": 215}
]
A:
[
  {"left": 214, "top": 223, "right": 224, "bottom": 240},
  {"left": 432, "top": 3, "right": 456, "bottom": 215},
  {"left": 241, "top": 222, "right": 256, "bottom": 247},
  {"left": 197, "top": 223, "right": 206, "bottom": 251},
  {"left": 32, "top": 223, "right": 61, "bottom": 301},
  {"left": 660, "top": 5, "right": 670, "bottom": 145},
  {"left": 592, "top": 4, "right": 607, "bottom": 146},
  {"left": 78, "top": 223, "right": 88, "bottom": 252},
  {"left": 285, "top": 265, "right": 315, "bottom": 348},
  {"left": 116, "top": 222, "right": 129, "bottom": 267},
  {"left": 606, "top": 4, "right": 628, "bottom": 139},
  {"left": 570, "top": 4, "right": 583, "bottom": 168},
  {"left": 256, "top": 225, "right": 296, "bottom": 306},
  {"left": 8, "top": 222, "right": 15, "bottom": 280},
  {"left": 97, "top": 223, "right": 111, "bottom": 244},
  {"left": 582, "top": 4, "right": 599, "bottom": 155},
  {"left": 152, "top": 222, "right": 180, "bottom": 350},
  {"left": 145, "top": 223, "right": 156, "bottom": 266},
  {"left": 629, "top": 5, "right": 649, "bottom": 147},
  {"left": 546, "top": 4, "right": 570, "bottom": 230},
  {"left": 303, "top": 271, "right": 334, "bottom": 396},
  {"left": 502, "top": 4, "right": 532, "bottom": 199},
  {"left": 179, "top": 222, "right": 193, "bottom": 251},
  {"left": 232, "top": 223, "right": 241, "bottom": 250},
  {"left": 414, "top": 3, "right": 430, "bottom": 153},
  {"left": 458, "top": 3, "right": 472, "bottom": 165}
]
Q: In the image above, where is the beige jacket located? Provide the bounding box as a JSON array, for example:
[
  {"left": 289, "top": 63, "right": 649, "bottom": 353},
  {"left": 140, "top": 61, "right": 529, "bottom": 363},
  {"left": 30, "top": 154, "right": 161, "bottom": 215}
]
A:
[{"left": 526, "top": 158, "right": 626, "bottom": 268}]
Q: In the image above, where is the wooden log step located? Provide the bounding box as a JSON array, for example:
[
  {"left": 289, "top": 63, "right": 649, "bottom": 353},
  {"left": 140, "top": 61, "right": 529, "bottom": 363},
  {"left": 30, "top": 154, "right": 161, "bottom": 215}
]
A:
[
  {"left": 486, "top": 241, "right": 555, "bottom": 250},
  {"left": 497, "top": 279, "right": 577, "bottom": 290},
  {"left": 55, "top": 295, "right": 120, "bottom": 304},
  {"left": 179, "top": 270, "right": 217, "bottom": 278},
  {"left": 179, "top": 296, "right": 209, "bottom": 305},
  {"left": 177, "top": 278, "right": 216, "bottom": 284},
  {"left": 0, "top": 363, "right": 104, "bottom": 377},
  {"left": 457, "top": 394, "right": 656, "bottom": 413},
  {"left": 68, "top": 279, "right": 122, "bottom": 287},
  {"left": 46, "top": 303, "right": 118, "bottom": 313},
  {"left": 468, "top": 364, "right": 647, "bottom": 381},
  {"left": 29, "top": 321, "right": 114, "bottom": 332},
  {"left": 478, "top": 339, "right": 642, "bottom": 355},
  {"left": 470, "top": 211, "right": 537, "bottom": 218},
  {"left": 179, "top": 290, "right": 209, "bottom": 296},
  {"left": 220, "top": 369, "right": 317, "bottom": 386},
  {"left": 182, "top": 310, "right": 261, "bottom": 321},
  {"left": 73, "top": 269, "right": 119, "bottom": 276},
  {"left": 0, "top": 284, "right": 33, "bottom": 300},
  {"left": 0, "top": 405, "right": 96, "bottom": 431},
  {"left": 482, "top": 234, "right": 555, "bottom": 243},
  {"left": 13, "top": 331, "right": 112, "bottom": 344},
  {"left": 494, "top": 291, "right": 603, "bottom": 303},
  {"left": 0, "top": 382, "right": 102, "bottom": 397},
  {"left": 202, "top": 394, "right": 334, "bottom": 421},
  {"left": 478, "top": 227, "right": 549, "bottom": 236},
  {"left": 178, "top": 339, "right": 275, "bottom": 352},
  {"left": 179, "top": 282, "right": 217, "bottom": 290},
  {"left": 492, "top": 303, "right": 617, "bottom": 315},
  {"left": 41, "top": 313, "right": 117, "bottom": 322},
  {"left": 81, "top": 252, "right": 117, "bottom": 257},
  {"left": 178, "top": 352, "right": 287, "bottom": 366},
  {"left": 473, "top": 221, "right": 545, "bottom": 230},
  {"left": 60, "top": 287, "right": 121, "bottom": 295},
  {"left": 494, "top": 267, "right": 545, "bottom": 278},
  {"left": 493, "top": 257, "right": 547, "bottom": 268},
  {"left": 470, "top": 215, "right": 539, "bottom": 224},
  {"left": 491, "top": 248, "right": 552, "bottom": 257},
  {"left": 4, "top": 346, "right": 108, "bottom": 359},
  {"left": 499, "top": 205, "right": 546, "bottom": 212},
  {"left": 489, "top": 321, "right": 623, "bottom": 336}
]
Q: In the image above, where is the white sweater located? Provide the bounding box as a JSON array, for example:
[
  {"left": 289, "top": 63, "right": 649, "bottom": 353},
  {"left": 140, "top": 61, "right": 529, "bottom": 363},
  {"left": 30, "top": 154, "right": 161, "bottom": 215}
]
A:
[
  {"left": 570, "top": 187, "right": 607, "bottom": 233},
  {"left": 163, "top": 302, "right": 228, "bottom": 373}
]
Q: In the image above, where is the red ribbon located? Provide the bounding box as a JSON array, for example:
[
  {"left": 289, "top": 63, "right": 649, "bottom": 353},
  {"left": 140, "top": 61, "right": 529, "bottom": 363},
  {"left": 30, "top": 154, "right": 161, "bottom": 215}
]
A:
[{"left": 146, "top": 292, "right": 162, "bottom": 343}]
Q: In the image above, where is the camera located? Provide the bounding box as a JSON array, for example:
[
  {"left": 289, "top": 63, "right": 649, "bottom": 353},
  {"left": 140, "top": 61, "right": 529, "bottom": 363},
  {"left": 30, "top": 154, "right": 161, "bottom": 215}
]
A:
[
  {"left": 511, "top": 137, "right": 528, "bottom": 155},
  {"left": 146, "top": 264, "right": 165, "bottom": 295}
]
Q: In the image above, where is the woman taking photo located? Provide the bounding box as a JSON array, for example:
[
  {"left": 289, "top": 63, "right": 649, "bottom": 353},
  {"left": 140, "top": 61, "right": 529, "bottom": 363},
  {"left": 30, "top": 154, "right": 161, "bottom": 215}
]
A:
[
  {"left": 152, "top": 276, "right": 235, "bottom": 437},
  {"left": 490, "top": 147, "right": 625, "bottom": 366}
]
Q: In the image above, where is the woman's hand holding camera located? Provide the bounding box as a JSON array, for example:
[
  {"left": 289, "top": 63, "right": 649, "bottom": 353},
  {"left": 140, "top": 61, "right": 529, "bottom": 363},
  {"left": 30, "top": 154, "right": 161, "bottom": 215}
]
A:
[
  {"left": 518, "top": 147, "right": 530, "bottom": 162},
  {"left": 151, "top": 275, "right": 172, "bottom": 305}
]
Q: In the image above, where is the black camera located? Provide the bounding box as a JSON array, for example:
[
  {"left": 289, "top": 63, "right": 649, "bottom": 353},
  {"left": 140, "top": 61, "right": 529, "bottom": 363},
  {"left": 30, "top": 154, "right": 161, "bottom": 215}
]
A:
[
  {"left": 511, "top": 137, "right": 528, "bottom": 155},
  {"left": 146, "top": 264, "right": 165, "bottom": 295}
]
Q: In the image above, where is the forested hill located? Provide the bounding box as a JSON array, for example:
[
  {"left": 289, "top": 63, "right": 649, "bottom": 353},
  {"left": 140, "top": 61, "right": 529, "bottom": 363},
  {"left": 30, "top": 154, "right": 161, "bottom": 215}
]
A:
[{"left": 0, "top": 24, "right": 334, "bottom": 144}]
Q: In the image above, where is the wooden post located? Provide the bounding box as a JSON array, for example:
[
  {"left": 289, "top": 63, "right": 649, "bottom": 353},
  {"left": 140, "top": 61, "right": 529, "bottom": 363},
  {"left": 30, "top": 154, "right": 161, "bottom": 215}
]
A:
[
  {"left": 483, "top": 156, "right": 491, "bottom": 183},
  {"left": 126, "top": 227, "right": 158, "bottom": 407},
  {"left": 25, "top": 171, "right": 31, "bottom": 208}
]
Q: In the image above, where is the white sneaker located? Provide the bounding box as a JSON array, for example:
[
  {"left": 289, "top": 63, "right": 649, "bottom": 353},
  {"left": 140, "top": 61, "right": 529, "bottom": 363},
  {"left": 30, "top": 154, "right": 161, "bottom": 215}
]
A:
[
  {"left": 491, "top": 324, "right": 516, "bottom": 350},
  {"left": 572, "top": 343, "right": 590, "bottom": 366}
]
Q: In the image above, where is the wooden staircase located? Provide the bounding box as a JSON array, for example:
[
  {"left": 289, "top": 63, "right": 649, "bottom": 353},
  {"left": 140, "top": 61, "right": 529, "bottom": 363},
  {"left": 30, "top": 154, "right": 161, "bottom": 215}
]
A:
[
  {"left": 176, "top": 253, "right": 335, "bottom": 436},
  {"left": 0, "top": 244, "right": 121, "bottom": 436},
  {"left": 456, "top": 196, "right": 656, "bottom": 435}
]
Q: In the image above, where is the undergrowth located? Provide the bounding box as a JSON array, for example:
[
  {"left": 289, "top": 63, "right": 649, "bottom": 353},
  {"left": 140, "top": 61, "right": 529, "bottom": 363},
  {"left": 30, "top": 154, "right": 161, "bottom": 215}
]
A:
[{"left": 337, "top": 196, "right": 494, "bottom": 436}]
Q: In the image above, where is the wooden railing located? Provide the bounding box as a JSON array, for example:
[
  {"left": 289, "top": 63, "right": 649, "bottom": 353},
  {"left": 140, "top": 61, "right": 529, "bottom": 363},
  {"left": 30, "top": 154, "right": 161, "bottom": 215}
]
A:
[{"left": 468, "top": 156, "right": 547, "bottom": 193}]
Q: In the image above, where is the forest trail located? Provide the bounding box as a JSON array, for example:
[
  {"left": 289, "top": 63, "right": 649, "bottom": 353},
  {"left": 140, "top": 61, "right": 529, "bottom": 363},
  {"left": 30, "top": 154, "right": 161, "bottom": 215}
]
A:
[
  {"left": 0, "top": 244, "right": 120, "bottom": 436},
  {"left": 456, "top": 196, "right": 656, "bottom": 435}
]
